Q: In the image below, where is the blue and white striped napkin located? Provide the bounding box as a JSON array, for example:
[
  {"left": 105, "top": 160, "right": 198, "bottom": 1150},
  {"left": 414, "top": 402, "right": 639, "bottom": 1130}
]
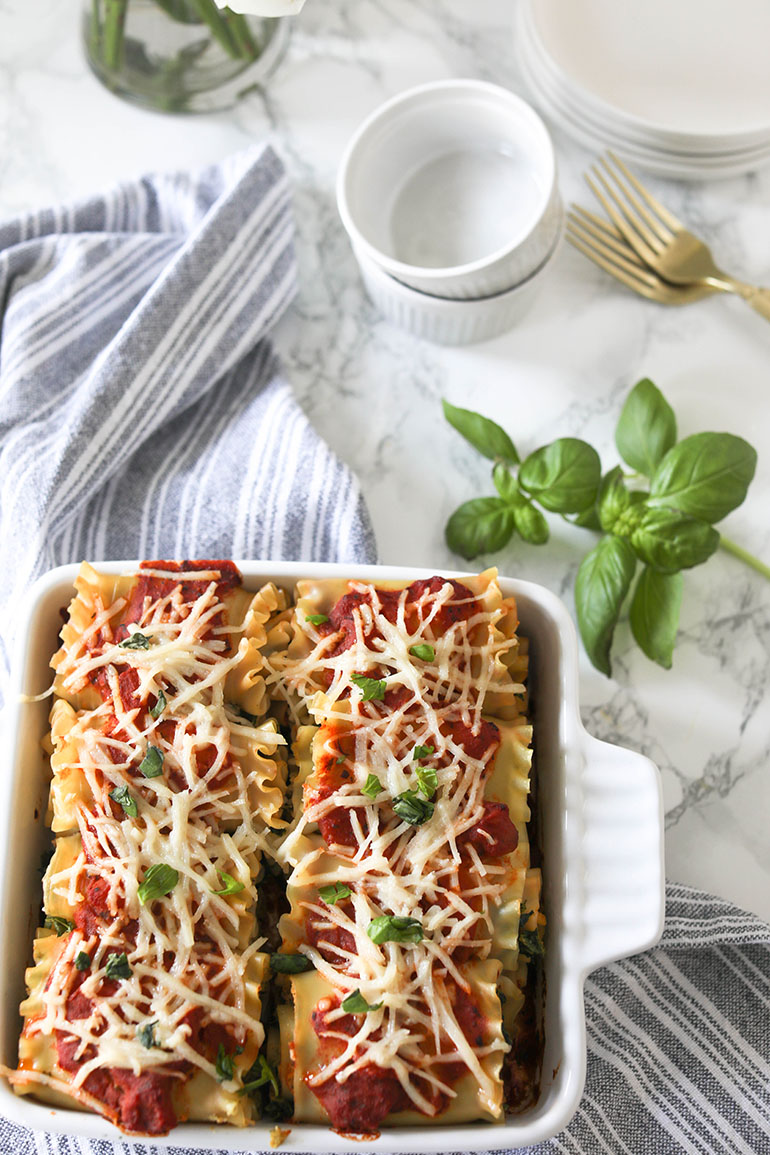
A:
[
  {"left": 0, "top": 151, "right": 768, "bottom": 1155},
  {"left": 0, "top": 143, "right": 376, "bottom": 709}
]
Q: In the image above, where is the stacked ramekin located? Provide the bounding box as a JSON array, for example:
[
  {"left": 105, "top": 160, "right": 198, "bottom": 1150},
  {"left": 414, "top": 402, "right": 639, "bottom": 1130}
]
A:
[{"left": 337, "top": 80, "right": 563, "bottom": 345}]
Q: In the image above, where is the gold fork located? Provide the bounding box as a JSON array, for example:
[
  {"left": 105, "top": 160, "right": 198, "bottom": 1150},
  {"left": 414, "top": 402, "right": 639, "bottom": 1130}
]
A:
[
  {"left": 566, "top": 206, "right": 718, "bottom": 306},
  {"left": 585, "top": 152, "right": 770, "bottom": 321}
]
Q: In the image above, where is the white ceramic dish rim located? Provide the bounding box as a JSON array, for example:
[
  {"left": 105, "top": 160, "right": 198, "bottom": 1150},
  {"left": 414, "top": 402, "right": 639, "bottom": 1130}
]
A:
[
  {"left": 336, "top": 79, "right": 557, "bottom": 285},
  {"left": 353, "top": 208, "right": 565, "bottom": 312},
  {"left": 0, "top": 561, "right": 665, "bottom": 1152},
  {"left": 519, "top": 0, "right": 770, "bottom": 148}
]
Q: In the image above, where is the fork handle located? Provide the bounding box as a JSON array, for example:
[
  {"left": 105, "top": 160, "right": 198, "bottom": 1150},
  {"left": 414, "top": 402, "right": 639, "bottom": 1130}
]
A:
[{"left": 708, "top": 274, "right": 770, "bottom": 321}]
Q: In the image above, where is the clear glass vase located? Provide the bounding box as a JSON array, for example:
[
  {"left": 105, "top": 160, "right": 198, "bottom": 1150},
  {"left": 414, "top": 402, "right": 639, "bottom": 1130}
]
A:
[{"left": 82, "top": 0, "right": 289, "bottom": 114}]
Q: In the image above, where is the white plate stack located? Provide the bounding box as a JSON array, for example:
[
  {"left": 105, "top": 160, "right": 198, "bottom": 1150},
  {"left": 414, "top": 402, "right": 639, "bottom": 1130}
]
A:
[{"left": 516, "top": 0, "right": 770, "bottom": 180}]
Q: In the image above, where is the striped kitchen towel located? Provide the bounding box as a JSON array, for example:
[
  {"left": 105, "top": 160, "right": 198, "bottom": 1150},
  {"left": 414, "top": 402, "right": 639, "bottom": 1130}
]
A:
[{"left": 0, "top": 143, "right": 376, "bottom": 711}]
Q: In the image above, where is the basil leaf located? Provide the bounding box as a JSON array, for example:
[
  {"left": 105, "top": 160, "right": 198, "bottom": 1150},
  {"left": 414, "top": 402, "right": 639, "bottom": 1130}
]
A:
[
  {"left": 519, "top": 438, "right": 602, "bottom": 514},
  {"left": 216, "top": 1042, "right": 237, "bottom": 1082},
  {"left": 629, "top": 568, "right": 683, "bottom": 670},
  {"left": 361, "top": 773, "right": 382, "bottom": 799},
  {"left": 413, "top": 744, "right": 434, "bottom": 760},
  {"left": 350, "top": 673, "right": 386, "bottom": 701},
  {"left": 137, "top": 1021, "right": 157, "bottom": 1049},
  {"left": 392, "top": 790, "right": 434, "bottom": 825},
  {"left": 239, "top": 1054, "right": 279, "bottom": 1096},
  {"left": 109, "top": 784, "right": 138, "bottom": 818},
  {"left": 44, "top": 915, "right": 74, "bottom": 936},
  {"left": 598, "top": 466, "right": 632, "bottom": 533},
  {"left": 229, "top": 703, "right": 260, "bottom": 727},
  {"left": 75, "top": 951, "right": 91, "bottom": 971},
  {"left": 270, "top": 953, "right": 313, "bottom": 974},
  {"left": 615, "top": 378, "right": 677, "bottom": 476},
  {"left": 212, "top": 870, "right": 245, "bottom": 897},
  {"left": 138, "top": 746, "right": 164, "bottom": 778},
  {"left": 149, "top": 687, "right": 166, "bottom": 720},
  {"left": 570, "top": 503, "right": 602, "bottom": 531},
  {"left": 414, "top": 765, "right": 438, "bottom": 799},
  {"left": 630, "top": 508, "right": 719, "bottom": 573},
  {"left": 445, "top": 497, "right": 515, "bottom": 560},
  {"left": 105, "top": 951, "right": 131, "bottom": 979},
  {"left": 335, "top": 754, "right": 346, "bottom": 765},
  {"left": 442, "top": 400, "right": 519, "bottom": 464},
  {"left": 319, "top": 883, "right": 351, "bottom": 905},
  {"left": 119, "top": 631, "right": 151, "bottom": 650},
  {"left": 367, "top": 915, "right": 423, "bottom": 945},
  {"left": 409, "top": 643, "right": 435, "bottom": 661},
  {"left": 512, "top": 498, "right": 549, "bottom": 545},
  {"left": 649, "top": 432, "right": 757, "bottom": 524},
  {"left": 305, "top": 613, "right": 329, "bottom": 625},
  {"left": 138, "top": 863, "right": 179, "bottom": 906},
  {"left": 575, "top": 536, "right": 637, "bottom": 676},
  {"left": 492, "top": 462, "right": 519, "bottom": 502},
  {"left": 341, "top": 990, "right": 383, "bottom": 1014},
  {"left": 519, "top": 927, "right": 545, "bottom": 960}
]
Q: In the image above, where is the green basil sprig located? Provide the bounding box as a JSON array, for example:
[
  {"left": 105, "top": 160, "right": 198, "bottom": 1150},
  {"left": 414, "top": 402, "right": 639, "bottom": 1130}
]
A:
[
  {"left": 367, "top": 915, "right": 423, "bottom": 945},
  {"left": 350, "top": 673, "right": 387, "bottom": 701},
  {"left": 212, "top": 870, "right": 245, "bottom": 897},
  {"left": 319, "top": 882, "right": 351, "bottom": 905},
  {"left": 341, "top": 989, "right": 383, "bottom": 1014},
  {"left": 270, "top": 952, "right": 313, "bottom": 974},
  {"left": 44, "top": 915, "right": 74, "bottom": 936},
  {"left": 443, "top": 379, "right": 762, "bottom": 676},
  {"left": 138, "top": 863, "right": 179, "bottom": 906},
  {"left": 105, "top": 951, "right": 131, "bottom": 980},
  {"left": 392, "top": 790, "right": 434, "bottom": 825}
]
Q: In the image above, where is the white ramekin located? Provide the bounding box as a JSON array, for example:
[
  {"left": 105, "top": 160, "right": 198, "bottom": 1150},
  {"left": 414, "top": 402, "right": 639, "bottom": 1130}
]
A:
[
  {"left": 0, "top": 562, "right": 664, "bottom": 1151},
  {"left": 355, "top": 209, "right": 563, "bottom": 344},
  {"left": 337, "top": 79, "right": 562, "bottom": 300}
]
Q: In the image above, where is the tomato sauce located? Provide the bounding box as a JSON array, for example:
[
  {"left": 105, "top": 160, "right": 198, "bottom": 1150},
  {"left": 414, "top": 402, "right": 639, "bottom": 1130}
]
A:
[{"left": 458, "top": 800, "right": 519, "bottom": 857}]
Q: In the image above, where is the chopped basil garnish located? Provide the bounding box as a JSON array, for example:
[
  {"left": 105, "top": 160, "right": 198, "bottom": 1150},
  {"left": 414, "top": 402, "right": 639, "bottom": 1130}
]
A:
[
  {"left": 119, "top": 631, "right": 151, "bottom": 650},
  {"left": 109, "top": 784, "right": 138, "bottom": 818},
  {"left": 215, "top": 1042, "right": 237, "bottom": 1082},
  {"left": 350, "top": 673, "right": 387, "bottom": 701},
  {"left": 239, "top": 1054, "right": 280, "bottom": 1097},
  {"left": 105, "top": 951, "right": 131, "bottom": 979},
  {"left": 392, "top": 789, "right": 434, "bottom": 826},
  {"left": 75, "top": 951, "right": 91, "bottom": 971},
  {"left": 227, "top": 703, "right": 260, "bottom": 726},
  {"left": 319, "top": 883, "right": 351, "bottom": 905},
  {"left": 138, "top": 745, "right": 164, "bottom": 778},
  {"left": 413, "top": 743, "right": 435, "bottom": 760},
  {"left": 270, "top": 952, "right": 313, "bottom": 974},
  {"left": 137, "top": 1020, "right": 157, "bottom": 1049},
  {"left": 149, "top": 687, "right": 166, "bottom": 719},
  {"left": 335, "top": 754, "right": 346, "bottom": 765},
  {"left": 212, "top": 870, "right": 245, "bottom": 897},
  {"left": 341, "top": 989, "right": 383, "bottom": 1014},
  {"left": 361, "top": 773, "right": 383, "bottom": 799},
  {"left": 409, "top": 643, "right": 435, "bottom": 662},
  {"left": 414, "top": 765, "right": 438, "bottom": 799},
  {"left": 518, "top": 928, "right": 545, "bottom": 960},
  {"left": 44, "top": 915, "right": 74, "bottom": 936},
  {"left": 305, "top": 613, "right": 329, "bottom": 625},
  {"left": 137, "top": 863, "right": 179, "bottom": 906},
  {"left": 367, "top": 915, "right": 423, "bottom": 946}
]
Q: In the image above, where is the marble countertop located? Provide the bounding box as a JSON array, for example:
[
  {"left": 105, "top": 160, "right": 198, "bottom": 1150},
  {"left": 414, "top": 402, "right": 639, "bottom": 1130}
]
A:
[{"left": 2, "top": 0, "right": 768, "bottom": 920}]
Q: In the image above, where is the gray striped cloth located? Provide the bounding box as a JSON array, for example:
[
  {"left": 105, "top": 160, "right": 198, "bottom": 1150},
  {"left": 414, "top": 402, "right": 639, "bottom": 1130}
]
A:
[{"left": 1, "top": 154, "right": 768, "bottom": 1155}]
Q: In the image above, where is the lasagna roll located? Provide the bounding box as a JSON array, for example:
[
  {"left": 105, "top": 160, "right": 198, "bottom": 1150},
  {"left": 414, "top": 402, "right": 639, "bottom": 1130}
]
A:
[
  {"left": 269, "top": 571, "right": 541, "bottom": 1132},
  {"left": 13, "top": 562, "right": 287, "bottom": 1135}
]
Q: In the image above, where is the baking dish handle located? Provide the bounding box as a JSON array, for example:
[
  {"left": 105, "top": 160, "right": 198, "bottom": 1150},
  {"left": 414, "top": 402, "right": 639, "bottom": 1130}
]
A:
[{"left": 578, "top": 734, "right": 665, "bottom": 975}]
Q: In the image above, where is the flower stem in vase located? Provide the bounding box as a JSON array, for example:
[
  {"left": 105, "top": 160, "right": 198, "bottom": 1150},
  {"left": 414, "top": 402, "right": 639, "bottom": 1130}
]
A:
[
  {"left": 223, "top": 11, "right": 261, "bottom": 60},
  {"left": 102, "top": 0, "right": 129, "bottom": 69},
  {"left": 188, "top": 0, "right": 241, "bottom": 58}
]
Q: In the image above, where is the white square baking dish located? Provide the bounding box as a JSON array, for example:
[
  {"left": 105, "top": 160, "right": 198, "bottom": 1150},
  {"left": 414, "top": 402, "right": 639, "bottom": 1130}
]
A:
[{"left": 0, "top": 561, "right": 665, "bottom": 1150}]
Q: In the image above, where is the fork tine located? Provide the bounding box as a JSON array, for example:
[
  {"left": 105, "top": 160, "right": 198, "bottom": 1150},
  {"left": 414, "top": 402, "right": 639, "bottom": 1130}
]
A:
[
  {"left": 567, "top": 219, "right": 664, "bottom": 288},
  {"left": 569, "top": 206, "right": 649, "bottom": 265},
  {"left": 590, "top": 165, "right": 665, "bottom": 257},
  {"left": 584, "top": 170, "right": 662, "bottom": 267},
  {"left": 566, "top": 228, "right": 667, "bottom": 303},
  {"left": 600, "top": 154, "right": 675, "bottom": 244},
  {"left": 607, "top": 151, "right": 684, "bottom": 234}
]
